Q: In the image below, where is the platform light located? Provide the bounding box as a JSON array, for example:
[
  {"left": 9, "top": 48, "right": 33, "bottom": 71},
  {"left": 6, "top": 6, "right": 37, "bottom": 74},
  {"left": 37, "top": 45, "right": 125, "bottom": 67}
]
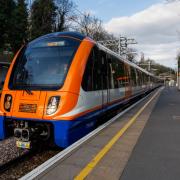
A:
[{"left": 46, "top": 96, "right": 60, "bottom": 115}]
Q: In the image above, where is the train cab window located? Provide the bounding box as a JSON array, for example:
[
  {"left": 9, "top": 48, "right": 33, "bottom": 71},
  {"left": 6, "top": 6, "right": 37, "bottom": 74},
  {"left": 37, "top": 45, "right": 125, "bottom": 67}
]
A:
[
  {"left": 0, "top": 64, "right": 9, "bottom": 90},
  {"left": 9, "top": 37, "right": 80, "bottom": 90}
]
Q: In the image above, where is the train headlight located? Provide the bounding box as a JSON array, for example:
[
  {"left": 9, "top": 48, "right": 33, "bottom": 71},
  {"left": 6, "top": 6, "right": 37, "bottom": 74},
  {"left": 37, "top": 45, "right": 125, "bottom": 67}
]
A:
[
  {"left": 4, "top": 94, "right": 12, "bottom": 112},
  {"left": 46, "top": 96, "right": 60, "bottom": 115}
]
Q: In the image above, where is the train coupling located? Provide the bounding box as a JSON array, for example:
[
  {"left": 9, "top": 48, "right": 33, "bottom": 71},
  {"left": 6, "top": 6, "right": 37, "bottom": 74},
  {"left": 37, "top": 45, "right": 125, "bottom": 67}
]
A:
[{"left": 14, "top": 121, "right": 51, "bottom": 149}]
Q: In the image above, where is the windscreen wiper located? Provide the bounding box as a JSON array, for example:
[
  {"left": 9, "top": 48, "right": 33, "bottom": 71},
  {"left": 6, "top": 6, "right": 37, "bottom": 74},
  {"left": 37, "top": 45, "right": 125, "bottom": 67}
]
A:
[{"left": 24, "top": 87, "right": 33, "bottom": 95}]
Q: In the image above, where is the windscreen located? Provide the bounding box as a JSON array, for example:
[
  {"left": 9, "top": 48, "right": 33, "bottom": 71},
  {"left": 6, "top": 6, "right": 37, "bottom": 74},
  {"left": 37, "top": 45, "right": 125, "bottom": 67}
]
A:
[
  {"left": 10, "top": 37, "right": 81, "bottom": 90},
  {"left": 0, "top": 65, "right": 9, "bottom": 90}
]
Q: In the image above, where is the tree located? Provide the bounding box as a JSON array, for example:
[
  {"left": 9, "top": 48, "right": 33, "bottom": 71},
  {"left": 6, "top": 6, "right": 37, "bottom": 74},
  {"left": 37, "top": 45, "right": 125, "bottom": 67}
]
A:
[
  {"left": 10, "top": 0, "right": 28, "bottom": 53},
  {"left": 30, "top": 0, "right": 56, "bottom": 40},
  {"left": 0, "top": 0, "right": 16, "bottom": 52},
  {"left": 139, "top": 58, "right": 175, "bottom": 76},
  {"left": 54, "top": 0, "right": 76, "bottom": 31},
  {"left": 72, "top": 12, "right": 108, "bottom": 41}
]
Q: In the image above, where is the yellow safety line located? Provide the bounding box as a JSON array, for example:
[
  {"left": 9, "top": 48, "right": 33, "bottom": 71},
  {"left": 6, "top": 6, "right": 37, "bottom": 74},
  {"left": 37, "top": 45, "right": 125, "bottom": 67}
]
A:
[{"left": 74, "top": 89, "right": 161, "bottom": 180}]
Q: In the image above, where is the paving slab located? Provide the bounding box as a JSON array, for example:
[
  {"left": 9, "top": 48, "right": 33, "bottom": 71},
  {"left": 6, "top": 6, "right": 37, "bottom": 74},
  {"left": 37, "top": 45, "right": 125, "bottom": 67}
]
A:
[{"left": 120, "top": 87, "right": 180, "bottom": 180}]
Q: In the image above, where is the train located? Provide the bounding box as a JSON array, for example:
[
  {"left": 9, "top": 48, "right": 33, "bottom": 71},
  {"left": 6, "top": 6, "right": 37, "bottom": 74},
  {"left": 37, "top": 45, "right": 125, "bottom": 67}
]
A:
[
  {"left": 0, "top": 32, "right": 161, "bottom": 149},
  {"left": 0, "top": 62, "right": 10, "bottom": 96}
]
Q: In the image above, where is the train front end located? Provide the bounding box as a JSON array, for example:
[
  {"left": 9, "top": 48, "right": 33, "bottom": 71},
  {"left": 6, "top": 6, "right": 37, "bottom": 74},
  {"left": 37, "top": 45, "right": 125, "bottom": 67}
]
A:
[{"left": 0, "top": 32, "right": 94, "bottom": 149}]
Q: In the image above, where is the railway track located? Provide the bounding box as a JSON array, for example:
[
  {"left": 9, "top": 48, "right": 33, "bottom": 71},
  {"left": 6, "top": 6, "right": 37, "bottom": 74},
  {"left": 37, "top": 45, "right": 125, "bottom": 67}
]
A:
[
  {"left": 0, "top": 151, "right": 31, "bottom": 174},
  {"left": 0, "top": 137, "right": 60, "bottom": 179},
  {"left": 0, "top": 148, "right": 60, "bottom": 179}
]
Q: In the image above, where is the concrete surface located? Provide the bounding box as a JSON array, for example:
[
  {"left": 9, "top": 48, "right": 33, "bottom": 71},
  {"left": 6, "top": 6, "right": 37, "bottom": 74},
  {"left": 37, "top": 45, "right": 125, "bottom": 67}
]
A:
[{"left": 121, "top": 87, "right": 180, "bottom": 180}]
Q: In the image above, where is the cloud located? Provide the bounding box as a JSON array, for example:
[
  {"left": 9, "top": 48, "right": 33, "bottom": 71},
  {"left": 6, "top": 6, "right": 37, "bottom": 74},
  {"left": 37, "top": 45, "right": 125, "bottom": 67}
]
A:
[{"left": 104, "top": 1, "right": 180, "bottom": 68}]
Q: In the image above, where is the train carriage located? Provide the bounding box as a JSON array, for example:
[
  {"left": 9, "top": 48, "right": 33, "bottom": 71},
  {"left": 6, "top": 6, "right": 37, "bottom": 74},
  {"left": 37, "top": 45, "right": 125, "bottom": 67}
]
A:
[
  {"left": 0, "top": 62, "right": 10, "bottom": 96},
  {"left": 0, "top": 32, "right": 160, "bottom": 149}
]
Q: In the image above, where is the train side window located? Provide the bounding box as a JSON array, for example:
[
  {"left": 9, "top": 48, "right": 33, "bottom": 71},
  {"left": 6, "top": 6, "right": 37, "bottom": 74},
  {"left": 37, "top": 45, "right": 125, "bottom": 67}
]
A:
[
  {"left": 113, "top": 60, "right": 119, "bottom": 88},
  {"left": 93, "top": 49, "right": 104, "bottom": 90},
  {"left": 140, "top": 71, "right": 143, "bottom": 85},
  {"left": 142, "top": 74, "right": 144, "bottom": 85},
  {"left": 141, "top": 71, "right": 144, "bottom": 85},
  {"left": 116, "top": 59, "right": 125, "bottom": 87},
  {"left": 143, "top": 73, "right": 146, "bottom": 85},
  {"left": 130, "top": 67, "right": 137, "bottom": 86},
  {"left": 100, "top": 51, "right": 108, "bottom": 90},
  {"left": 144, "top": 75, "right": 146, "bottom": 85},
  {"left": 105, "top": 55, "right": 126, "bottom": 89},
  {"left": 107, "top": 55, "right": 114, "bottom": 89},
  {"left": 124, "top": 64, "right": 130, "bottom": 85},
  {"left": 110, "top": 57, "right": 119, "bottom": 89},
  {"left": 81, "top": 50, "right": 94, "bottom": 91},
  {"left": 135, "top": 69, "right": 139, "bottom": 86},
  {"left": 82, "top": 46, "right": 103, "bottom": 91},
  {"left": 147, "top": 75, "right": 149, "bottom": 85},
  {"left": 137, "top": 70, "right": 142, "bottom": 86}
]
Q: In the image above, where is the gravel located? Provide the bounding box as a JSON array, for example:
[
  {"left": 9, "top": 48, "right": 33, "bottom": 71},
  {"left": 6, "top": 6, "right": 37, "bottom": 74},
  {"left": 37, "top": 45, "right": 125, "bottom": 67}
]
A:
[
  {"left": 0, "top": 150, "right": 59, "bottom": 179},
  {"left": 0, "top": 138, "right": 28, "bottom": 166},
  {"left": 0, "top": 138, "right": 60, "bottom": 179}
]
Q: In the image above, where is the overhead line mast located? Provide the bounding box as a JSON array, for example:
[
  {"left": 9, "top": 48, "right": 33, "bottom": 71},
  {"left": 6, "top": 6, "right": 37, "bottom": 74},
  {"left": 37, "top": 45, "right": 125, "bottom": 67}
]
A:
[{"left": 98, "top": 36, "right": 137, "bottom": 56}]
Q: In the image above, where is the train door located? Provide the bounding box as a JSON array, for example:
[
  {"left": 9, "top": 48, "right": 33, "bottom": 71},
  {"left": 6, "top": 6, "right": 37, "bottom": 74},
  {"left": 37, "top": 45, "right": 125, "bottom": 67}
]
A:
[
  {"left": 99, "top": 50, "right": 109, "bottom": 110},
  {"left": 124, "top": 64, "right": 132, "bottom": 97},
  {"left": 82, "top": 46, "right": 109, "bottom": 116}
]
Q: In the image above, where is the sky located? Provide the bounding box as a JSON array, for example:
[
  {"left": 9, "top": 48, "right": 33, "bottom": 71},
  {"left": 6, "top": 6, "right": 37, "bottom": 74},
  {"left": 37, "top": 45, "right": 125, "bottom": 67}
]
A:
[{"left": 74, "top": 0, "right": 180, "bottom": 68}]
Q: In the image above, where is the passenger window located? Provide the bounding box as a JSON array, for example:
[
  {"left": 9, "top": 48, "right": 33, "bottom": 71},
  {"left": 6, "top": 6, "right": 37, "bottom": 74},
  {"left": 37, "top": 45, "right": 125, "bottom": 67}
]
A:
[
  {"left": 115, "top": 59, "right": 125, "bottom": 87},
  {"left": 82, "top": 48, "right": 129, "bottom": 91},
  {"left": 81, "top": 51, "right": 94, "bottom": 91},
  {"left": 130, "top": 67, "right": 137, "bottom": 86},
  {"left": 107, "top": 57, "right": 114, "bottom": 89},
  {"left": 101, "top": 52, "right": 108, "bottom": 90},
  {"left": 111, "top": 60, "right": 118, "bottom": 88},
  {"left": 82, "top": 46, "right": 104, "bottom": 91},
  {"left": 93, "top": 49, "right": 103, "bottom": 90},
  {"left": 124, "top": 64, "right": 130, "bottom": 85}
]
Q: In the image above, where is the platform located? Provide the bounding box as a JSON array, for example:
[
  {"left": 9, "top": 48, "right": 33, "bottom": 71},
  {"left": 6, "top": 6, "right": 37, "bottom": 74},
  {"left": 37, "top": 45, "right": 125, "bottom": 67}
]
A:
[
  {"left": 121, "top": 87, "right": 180, "bottom": 180},
  {"left": 21, "top": 87, "right": 180, "bottom": 180}
]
